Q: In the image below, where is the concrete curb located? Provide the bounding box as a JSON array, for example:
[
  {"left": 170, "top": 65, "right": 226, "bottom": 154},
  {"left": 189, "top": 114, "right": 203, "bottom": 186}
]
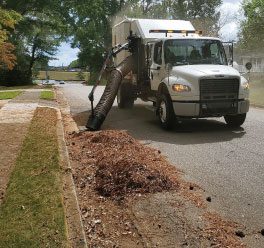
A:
[{"left": 56, "top": 105, "right": 88, "bottom": 248}]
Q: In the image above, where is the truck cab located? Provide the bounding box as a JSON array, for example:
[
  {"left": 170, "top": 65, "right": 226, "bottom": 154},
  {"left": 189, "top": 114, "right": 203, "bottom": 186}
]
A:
[{"left": 148, "top": 37, "right": 249, "bottom": 129}]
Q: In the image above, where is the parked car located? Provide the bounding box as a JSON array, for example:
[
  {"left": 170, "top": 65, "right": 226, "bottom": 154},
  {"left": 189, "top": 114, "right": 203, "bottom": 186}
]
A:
[{"left": 42, "top": 80, "right": 56, "bottom": 85}]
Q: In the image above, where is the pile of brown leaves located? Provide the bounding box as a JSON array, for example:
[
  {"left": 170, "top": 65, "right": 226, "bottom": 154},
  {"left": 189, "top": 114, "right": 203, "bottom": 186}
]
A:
[
  {"left": 67, "top": 129, "right": 248, "bottom": 248},
  {"left": 68, "top": 130, "right": 179, "bottom": 200}
]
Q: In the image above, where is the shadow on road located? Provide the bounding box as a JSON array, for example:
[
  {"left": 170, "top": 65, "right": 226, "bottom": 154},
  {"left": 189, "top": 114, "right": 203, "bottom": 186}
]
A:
[{"left": 73, "top": 103, "right": 246, "bottom": 145}]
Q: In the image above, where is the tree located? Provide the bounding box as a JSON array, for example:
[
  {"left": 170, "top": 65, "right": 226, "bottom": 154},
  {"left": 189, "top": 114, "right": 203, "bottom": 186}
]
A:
[
  {"left": 0, "top": 0, "right": 73, "bottom": 85},
  {"left": 77, "top": 70, "right": 85, "bottom": 80},
  {"left": 117, "top": 0, "right": 222, "bottom": 36},
  {"left": 180, "top": 0, "right": 222, "bottom": 36},
  {"left": 0, "top": 7, "right": 21, "bottom": 70},
  {"left": 70, "top": 59, "right": 81, "bottom": 68},
  {"left": 115, "top": 0, "right": 219, "bottom": 39},
  {"left": 71, "top": 0, "right": 121, "bottom": 73},
  {"left": 239, "top": 0, "right": 264, "bottom": 53}
]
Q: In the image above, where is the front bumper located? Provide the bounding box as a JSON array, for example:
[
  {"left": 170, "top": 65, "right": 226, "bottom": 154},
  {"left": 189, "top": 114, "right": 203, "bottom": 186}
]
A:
[{"left": 172, "top": 99, "right": 249, "bottom": 117}]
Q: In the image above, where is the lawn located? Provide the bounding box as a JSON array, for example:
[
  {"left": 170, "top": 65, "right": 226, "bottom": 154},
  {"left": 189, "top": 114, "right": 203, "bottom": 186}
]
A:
[
  {"left": 0, "top": 85, "right": 38, "bottom": 91},
  {"left": 40, "top": 91, "right": 54, "bottom": 99},
  {"left": 44, "top": 84, "right": 53, "bottom": 89},
  {"left": 249, "top": 79, "right": 264, "bottom": 106},
  {"left": 0, "top": 91, "right": 23, "bottom": 100},
  {"left": 0, "top": 108, "right": 68, "bottom": 248}
]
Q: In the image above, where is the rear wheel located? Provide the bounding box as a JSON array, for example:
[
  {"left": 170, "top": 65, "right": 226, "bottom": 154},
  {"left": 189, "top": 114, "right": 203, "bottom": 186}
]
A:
[
  {"left": 157, "top": 94, "right": 175, "bottom": 130},
  {"left": 224, "top": 113, "right": 246, "bottom": 127},
  {"left": 117, "top": 82, "right": 135, "bottom": 109}
]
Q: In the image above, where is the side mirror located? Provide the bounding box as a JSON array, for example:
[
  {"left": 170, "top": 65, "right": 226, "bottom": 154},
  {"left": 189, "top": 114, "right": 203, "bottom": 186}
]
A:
[{"left": 245, "top": 62, "right": 252, "bottom": 71}]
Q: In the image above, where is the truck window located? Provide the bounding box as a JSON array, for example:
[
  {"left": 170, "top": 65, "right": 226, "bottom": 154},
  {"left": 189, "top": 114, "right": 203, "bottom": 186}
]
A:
[
  {"left": 154, "top": 42, "right": 162, "bottom": 65},
  {"left": 164, "top": 39, "right": 227, "bottom": 66}
]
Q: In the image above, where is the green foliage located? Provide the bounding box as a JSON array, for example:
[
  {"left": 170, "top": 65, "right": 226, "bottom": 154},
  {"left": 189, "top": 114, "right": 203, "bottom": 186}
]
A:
[
  {"left": 70, "top": 59, "right": 81, "bottom": 68},
  {"left": 71, "top": 0, "right": 120, "bottom": 72},
  {"left": 239, "top": 0, "right": 264, "bottom": 52},
  {"left": 77, "top": 70, "right": 85, "bottom": 80},
  {"left": 120, "top": 0, "right": 222, "bottom": 35},
  {"left": 0, "top": 0, "right": 73, "bottom": 85},
  {"left": 0, "top": 7, "right": 21, "bottom": 42}
]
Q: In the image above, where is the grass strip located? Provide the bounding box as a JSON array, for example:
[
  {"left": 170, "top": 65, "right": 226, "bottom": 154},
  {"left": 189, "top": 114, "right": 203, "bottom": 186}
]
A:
[
  {"left": 250, "top": 79, "right": 264, "bottom": 106},
  {"left": 44, "top": 85, "right": 53, "bottom": 89},
  {"left": 0, "top": 91, "right": 23, "bottom": 100},
  {"left": 40, "top": 91, "right": 54, "bottom": 99},
  {"left": 0, "top": 85, "right": 38, "bottom": 90},
  {"left": 0, "top": 108, "right": 68, "bottom": 248}
]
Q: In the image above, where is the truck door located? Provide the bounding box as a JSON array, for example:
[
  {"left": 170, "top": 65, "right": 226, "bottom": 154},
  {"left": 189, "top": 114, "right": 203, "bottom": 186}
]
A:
[
  {"left": 222, "top": 42, "right": 233, "bottom": 66},
  {"left": 150, "top": 41, "right": 163, "bottom": 91}
]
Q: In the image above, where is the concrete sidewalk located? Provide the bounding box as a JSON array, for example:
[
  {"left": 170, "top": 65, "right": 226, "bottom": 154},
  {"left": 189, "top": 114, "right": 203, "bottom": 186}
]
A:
[
  {"left": 0, "top": 88, "right": 87, "bottom": 248},
  {"left": 0, "top": 90, "right": 57, "bottom": 203}
]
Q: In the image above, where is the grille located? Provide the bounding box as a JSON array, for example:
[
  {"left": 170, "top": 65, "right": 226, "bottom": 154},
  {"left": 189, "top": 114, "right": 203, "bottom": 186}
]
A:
[{"left": 200, "top": 78, "right": 239, "bottom": 100}]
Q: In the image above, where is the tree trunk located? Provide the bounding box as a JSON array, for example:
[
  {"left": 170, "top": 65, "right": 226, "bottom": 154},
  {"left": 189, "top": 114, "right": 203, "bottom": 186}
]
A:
[{"left": 27, "top": 35, "right": 38, "bottom": 83}]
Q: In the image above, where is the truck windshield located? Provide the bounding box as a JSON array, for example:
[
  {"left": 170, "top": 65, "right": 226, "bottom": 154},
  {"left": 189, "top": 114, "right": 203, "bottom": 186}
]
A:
[{"left": 164, "top": 39, "right": 227, "bottom": 66}]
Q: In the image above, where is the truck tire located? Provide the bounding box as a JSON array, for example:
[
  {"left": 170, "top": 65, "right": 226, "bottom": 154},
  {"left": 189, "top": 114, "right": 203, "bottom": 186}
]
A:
[
  {"left": 117, "top": 82, "right": 135, "bottom": 109},
  {"left": 224, "top": 113, "right": 246, "bottom": 127},
  {"left": 157, "top": 93, "right": 175, "bottom": 130}
]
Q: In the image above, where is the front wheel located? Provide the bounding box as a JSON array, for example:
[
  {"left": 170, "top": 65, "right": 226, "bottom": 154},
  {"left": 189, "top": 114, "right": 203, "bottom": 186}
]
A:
[
  {"left": 117, "top": 82, "right": 135, "bottom": 109},
  {"left": 157, "top": 94, "right": 175, "bottom": 130},
  {"left": 224, "top": 113, "right": 246, "bottom": 127}
]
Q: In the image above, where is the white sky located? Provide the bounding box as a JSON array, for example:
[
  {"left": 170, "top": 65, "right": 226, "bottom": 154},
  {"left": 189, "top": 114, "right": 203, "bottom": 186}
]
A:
[{"left": 49, "top": 0, "right": 243, "bottom": 66}]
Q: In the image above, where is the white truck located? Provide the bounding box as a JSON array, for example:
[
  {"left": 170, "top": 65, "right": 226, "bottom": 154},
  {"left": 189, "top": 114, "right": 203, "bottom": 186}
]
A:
[{"left": 112, "top": 18, "right": 250, "bottom": 129}]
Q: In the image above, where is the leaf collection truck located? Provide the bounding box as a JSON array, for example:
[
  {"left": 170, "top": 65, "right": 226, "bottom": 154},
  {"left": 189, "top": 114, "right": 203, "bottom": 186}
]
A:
[{"left": 86, "top": 18, "right": 250, "bottom": 131}]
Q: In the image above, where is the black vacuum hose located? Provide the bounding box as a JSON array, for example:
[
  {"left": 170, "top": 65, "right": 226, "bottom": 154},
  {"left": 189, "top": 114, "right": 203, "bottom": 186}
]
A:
[{"left": 86, "top": 56, "right": 134, "bottom": 131}]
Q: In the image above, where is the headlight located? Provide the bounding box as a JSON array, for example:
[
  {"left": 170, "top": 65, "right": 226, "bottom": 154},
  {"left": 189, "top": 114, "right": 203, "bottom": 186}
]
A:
[
  {"left": 242, "top": 82, "right": 249, "bottom": 90},
  {"left": 172, "top": 84, "right": 191, "bottom": 92}
]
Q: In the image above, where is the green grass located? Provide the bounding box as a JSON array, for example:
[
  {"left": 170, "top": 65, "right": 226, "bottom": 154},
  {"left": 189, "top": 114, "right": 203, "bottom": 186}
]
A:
[
  {"left": 44, "top": 85, "right": 53, "bottom": 89},
  {"left": 0, "top": 85, "right": 38, "bottom": 90},
  {"left": 0, "top": 108, "right": 69, "bottom": 248},
  {"left": 0, "top": 91, "right": 23, "bottom": 100},
  {"left": 250, "top": 79, "right": 264, "bottom": 106},
  {"left": 40, "top": 91, "right": 54, "bottom": 100}
]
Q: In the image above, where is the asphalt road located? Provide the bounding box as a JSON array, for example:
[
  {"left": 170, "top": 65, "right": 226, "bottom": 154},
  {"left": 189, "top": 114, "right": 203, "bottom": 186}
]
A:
[{"left": 59, "top": 83, "right": 264, "bottom": 235}]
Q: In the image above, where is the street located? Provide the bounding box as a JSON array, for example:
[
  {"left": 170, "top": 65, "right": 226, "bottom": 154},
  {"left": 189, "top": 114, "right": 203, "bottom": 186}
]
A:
[{"left": 59, "top": 83, "right": 264, "bottom": 235}]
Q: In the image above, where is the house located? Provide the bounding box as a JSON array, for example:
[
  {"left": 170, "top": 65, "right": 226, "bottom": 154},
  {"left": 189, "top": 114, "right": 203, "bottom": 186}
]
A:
[{"left": 236, "top": 53, "right": 264, "bottom": 73}]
